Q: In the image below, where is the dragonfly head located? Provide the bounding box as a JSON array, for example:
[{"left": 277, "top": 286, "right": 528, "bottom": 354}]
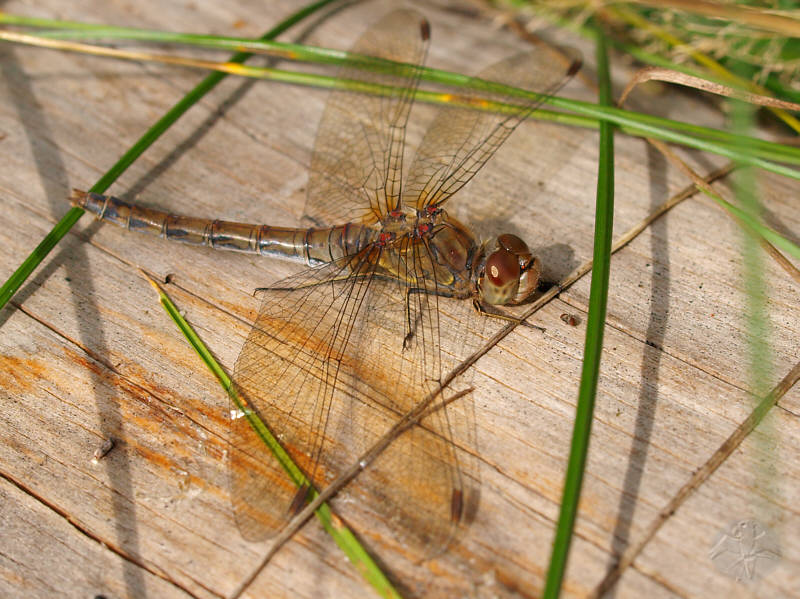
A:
[{"left": 476, "top": 234, "right": 541, "bottom": 306}]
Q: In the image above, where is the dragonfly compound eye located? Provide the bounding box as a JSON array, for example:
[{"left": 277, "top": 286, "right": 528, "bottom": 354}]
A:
[
  {"left": 481, "top": 248, "right": 521, "bottom": 305},
  {"left": 515, "top": 256, "right": 542, "bottom": 304},
  {"left": 497, "top": 233, "right": 533, "bottom": 270}
]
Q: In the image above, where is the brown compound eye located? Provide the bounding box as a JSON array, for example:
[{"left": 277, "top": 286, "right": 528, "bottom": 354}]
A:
[
  {"left": 486, "top": 248, "right": 519, "bottom": 286},
  {"left": 497, "top": 233, "right": 533, "bottom": 270},
  {"left": 497, "top": 233, "right": 528, "bottom": 255},
  {"left": 480, "top": 248, "right": 521, "bottom": 305}
]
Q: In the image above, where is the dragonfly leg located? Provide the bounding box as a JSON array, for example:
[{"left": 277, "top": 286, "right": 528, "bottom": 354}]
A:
[
  {"left": 254, "top": 272, "right": 359, "bottom": 295},
  {"left": 402, "top": 285, "right": 471, "bottom": 350},
  {"left": 403, "top": 287, "right": 425, "bottom": 350},
  {"left": 472, "top": 299, "right": 546, "bottom": 332}
]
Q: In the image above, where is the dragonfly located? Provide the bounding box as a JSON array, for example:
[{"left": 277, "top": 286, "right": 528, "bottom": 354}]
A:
[{"left": 71, "top": 9, "right": 579, "bottom": 557}]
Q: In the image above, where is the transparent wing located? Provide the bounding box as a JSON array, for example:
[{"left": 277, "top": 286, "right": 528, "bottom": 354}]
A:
[
  {"left": 402, "top": 49, "right": 580, "bottom": 212},
  {"left": 230, "top": 250, "right": 375, "bottom": 540},
  {"left": 351, "top": 235, "right": 483, "bottom": 555},
  {"left": 230, "top": 237, "right": 487, "bottom": 556},
  {"left": 304, "top": 9, "right": 429, "bottom": 226}
]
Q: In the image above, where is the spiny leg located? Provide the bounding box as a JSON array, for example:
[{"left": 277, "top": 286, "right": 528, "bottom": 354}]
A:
[
  {"left": 472, "top": 299, "right": 546, "bottom": 332},
  {"left": 402, "top": 286, "right": 470, "bottom": 350},
  {"left": 403, "top": 287, "right": 425, "bottom": 350}
]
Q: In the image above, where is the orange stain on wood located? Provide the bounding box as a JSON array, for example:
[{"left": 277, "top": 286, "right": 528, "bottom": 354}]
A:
[{"left": 0, "top": 354, "right": 47, "bottom": 394}]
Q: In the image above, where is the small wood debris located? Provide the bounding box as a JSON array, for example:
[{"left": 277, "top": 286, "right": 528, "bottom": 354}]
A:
[
  {"left": 560, "top": 313, "right": 579, "bottom": 326},
  {"left": 91, "top": 437, "right": 115, "bottom": 464}
]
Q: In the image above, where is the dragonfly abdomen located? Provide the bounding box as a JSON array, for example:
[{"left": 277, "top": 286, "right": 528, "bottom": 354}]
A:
[{"left": 70, "top": 190, "right": 371, "bottom": 265}]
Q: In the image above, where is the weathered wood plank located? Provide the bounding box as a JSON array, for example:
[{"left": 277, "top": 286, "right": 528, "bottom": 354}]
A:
[
  {"left": 616, "top": 385, "right": 800, "bottom": 598},
  {"left": 564, "top": 167, "right": 800, "bottom": 392},
  {"left": 0, "top": 474, "right": 195, "bottom": 599},
  {"left": 1, "top": 0, "right": 798, "bottom": 598},
  {"left": 0, "top": 265, "right": 371, "bottom": 598}
]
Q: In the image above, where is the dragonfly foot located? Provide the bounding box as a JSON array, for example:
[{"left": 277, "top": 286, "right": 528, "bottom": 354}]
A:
[{"left": 402, "top": 331, "right": 414, "bottom": 350}]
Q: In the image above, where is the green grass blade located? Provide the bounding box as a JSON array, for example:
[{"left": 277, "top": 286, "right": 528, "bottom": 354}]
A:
[
  {"left": 543, "top": 26, "right": 615, "bottom": 599},
  {"left": 3, "top": 18, "right": 800, "bottom": 172},
  {"left": 0, "top": 0, "right": 335, "bottom": 313},
  {"left": 731, "top": 93, "right": 778, "bottom": 529},
  {"left": 0, "top": 206, "right": 82, "bottom": 309},
  {"left": 554, "top": 99, "right": 800, "bottom": 173},
  {"left": 527, "top": 4, "right": 800, "bottom": 134},
  {"left": 143, "top": 275, "right": 402, "bottom": 599},
  {"left": 607, "top": 4, "right": 800, "bottom": 135},
  {"left": 0, "top": 12, "right": 387, "bottom": 70},
  {"left": 3, "top": 11, "right": 800, "bottom": 169},
  {"left": 709, "top": 193, "right": 800, "bottom": 262},
  {"left": 2, "top": 16, "right": 799, "bottom": 160}
]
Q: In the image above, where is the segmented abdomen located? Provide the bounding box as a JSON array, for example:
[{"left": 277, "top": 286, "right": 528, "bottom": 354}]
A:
[{"left": 70, "top": 190, "right": 371, "bottom": 264}]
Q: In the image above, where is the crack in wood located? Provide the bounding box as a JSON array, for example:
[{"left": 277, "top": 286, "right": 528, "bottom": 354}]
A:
[
  {"left": 589, "top": 360, "right": 800, "bottom": 597},
  {"left": 0, "top": 468, "right": 217, "bottom": 599}
]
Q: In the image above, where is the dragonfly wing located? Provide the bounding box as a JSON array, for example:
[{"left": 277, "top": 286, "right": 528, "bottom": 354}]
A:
[
  {"left": 230, "top": 250, "right": 379, "bottom": 541},
  {"left": 402, "top": 48, "right": 580, "bottom": 212},
  {"left": 348, "top": 237, "right": 490, "bottom": 556},
  {"left": 304, "top": 9, "right": 429, "bottom": 226},
  {"left": 230, "top": 237, "right": 490, "bottom": 555}
]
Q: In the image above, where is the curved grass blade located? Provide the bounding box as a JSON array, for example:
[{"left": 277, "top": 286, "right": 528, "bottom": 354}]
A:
[
  {"left": 0, "top": 0, "right": 337, "bottom": 312},
  {"left": 731, "top": 94, "right": 779, "bottom": 537},
  {"left": 606, "top": 4, "right": 800, "bottom": 135},
  {"left": 3, "top": 12, "right": 800, "bottom": 169},
  {"left": 143, "top": 273, "right": 402, "bottom": 599},
  {"left": 543, "top": 26, "right": 615, "bottom": 599},
  {"left": 526, "top": 3, "right": 800, "bottom": 134},
  {"left": 3, "top": 18, "right": 800, "bottom": 178},
  {"left": 3, "top": 32, "right": 800, "bottom": 187}
]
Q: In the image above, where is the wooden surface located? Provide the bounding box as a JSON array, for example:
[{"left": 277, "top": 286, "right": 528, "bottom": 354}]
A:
[{"left": 1, "top": 1, "right": 799, "bottom": 598}]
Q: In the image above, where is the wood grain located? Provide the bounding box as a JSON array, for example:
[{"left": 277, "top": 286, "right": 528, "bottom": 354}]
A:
[{"left": 1, "top": 0, "right": 798, "bottom": 598}]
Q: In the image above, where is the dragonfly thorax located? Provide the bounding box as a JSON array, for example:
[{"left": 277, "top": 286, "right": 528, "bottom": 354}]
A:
[{"left": 418, "top": 211, "right": 477, "bottom": 273}]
